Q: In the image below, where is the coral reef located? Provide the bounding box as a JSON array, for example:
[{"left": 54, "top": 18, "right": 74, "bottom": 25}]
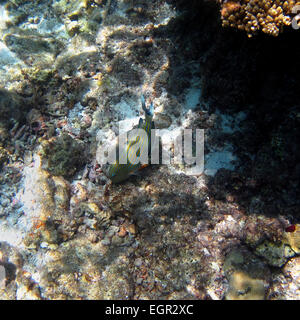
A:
[
  {"left": 0, "top": 241, "right": 42, "bottom": 300},
  {"left": 0, "top": 0, "right": 299, "bottom": 301},
  {"left": 219, "top": 0, "right": 300, "bottom": 37},
  {"left": 268, "top": 256, "right": 300, "bottom": 299},
  {"left": 53, "top": 0, "right": 103, "bottom": 37}
]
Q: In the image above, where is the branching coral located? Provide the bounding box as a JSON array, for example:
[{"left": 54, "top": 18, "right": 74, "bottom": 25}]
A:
[{"left": 219, "top": 0, "right": 300, "bottom": 37}]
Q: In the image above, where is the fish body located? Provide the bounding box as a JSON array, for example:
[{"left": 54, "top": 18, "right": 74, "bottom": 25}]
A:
[{"left": 103, "top": 95, "right": 154, "bottom": 183}]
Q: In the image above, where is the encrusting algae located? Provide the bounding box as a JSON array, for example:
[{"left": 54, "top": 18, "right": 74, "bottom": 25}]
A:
[{"left": 219, "top": 0, "right": 300, "bottom": 37}]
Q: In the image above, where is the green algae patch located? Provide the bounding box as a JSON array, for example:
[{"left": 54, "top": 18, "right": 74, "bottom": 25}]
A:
[
  {"left": 255, "top": 241, "right": 296, "bottom": 267},
  {"left": 39, "top": 133, "right": 85, "bottom": 178}
]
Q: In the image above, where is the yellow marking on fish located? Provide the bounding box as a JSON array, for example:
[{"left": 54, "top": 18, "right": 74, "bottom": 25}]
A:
[{"left": 103, "top": 95, "right": 154, "bottom": 183}]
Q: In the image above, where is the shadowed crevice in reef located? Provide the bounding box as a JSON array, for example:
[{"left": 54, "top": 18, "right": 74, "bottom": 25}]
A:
[
  {"left": 164, "top": 0, "right": 300, "bottom": 220},
  {"left": 0, "top": 88, "right": 29, "bottom": 124}
]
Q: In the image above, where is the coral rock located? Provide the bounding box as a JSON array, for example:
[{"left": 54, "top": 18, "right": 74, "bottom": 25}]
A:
[{"left": 219, "top": 0, "right": 300, "bottom": 37}]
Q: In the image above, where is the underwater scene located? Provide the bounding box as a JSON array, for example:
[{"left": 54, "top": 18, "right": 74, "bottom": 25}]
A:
[{"left": 0, "top": 0, "right": 299, "bottom": 300}]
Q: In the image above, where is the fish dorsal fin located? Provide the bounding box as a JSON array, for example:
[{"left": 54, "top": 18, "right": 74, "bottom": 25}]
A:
[
  {"left": 141, "top": 94, "right": 154, "bottom": 117},
  {"left": 138, "top": 118, "right": 143, "bottom": 127},
  {"left": 148, "top": 102, "right": 154, "bottom": 117}
]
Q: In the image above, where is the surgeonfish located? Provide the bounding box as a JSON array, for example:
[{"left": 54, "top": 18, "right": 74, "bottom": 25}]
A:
[{"left": 102, "top": 95, "right": 154, "bottom": 183}]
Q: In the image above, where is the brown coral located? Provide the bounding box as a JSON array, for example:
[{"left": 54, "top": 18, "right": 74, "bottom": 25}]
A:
[{"left": 220, "top": 0, "right": 300, "bottom": 37}]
